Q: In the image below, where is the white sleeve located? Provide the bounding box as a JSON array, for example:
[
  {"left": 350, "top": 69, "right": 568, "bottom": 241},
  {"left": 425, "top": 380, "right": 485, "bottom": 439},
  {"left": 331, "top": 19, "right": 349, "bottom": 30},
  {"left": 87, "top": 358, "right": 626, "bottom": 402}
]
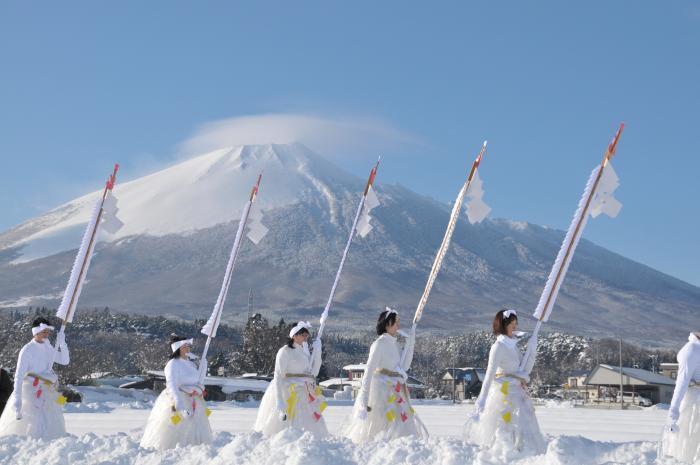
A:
[
  {"left": 521, "top": 337, "right": 536, "bottom": 376},
  {"left": 54, "top": 341, "right": 70, "bottom": 365},
  {"left": 310, "top": 342, "right": 322, "bottom": 377},
  {"left": 12, "top": 346, "right": 29, "bottom": 414},
  {"left": 359, "top": 340, "right": 381, "bottom": 408},
  {"left": 400, "top": 325, "right": 417, "bottom": 371},
  {"left": 669, "top": 345, "right": 693, "bottom": 420},
  {"left": 164, "top": 361, "right": 184, "bottom": 411},
  {"left": 476, "top": 343, "right": 499, "bottom": 411},
  {"left": 274, "top": 348, "right": 288, "bottom": 410}
]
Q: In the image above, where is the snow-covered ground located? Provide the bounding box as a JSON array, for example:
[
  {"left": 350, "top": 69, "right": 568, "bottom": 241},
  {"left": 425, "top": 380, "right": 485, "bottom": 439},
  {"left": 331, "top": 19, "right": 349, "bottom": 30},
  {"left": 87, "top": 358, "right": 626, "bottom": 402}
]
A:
[{"left": 0, "top": 392, "right": 688, "bottom": 465}]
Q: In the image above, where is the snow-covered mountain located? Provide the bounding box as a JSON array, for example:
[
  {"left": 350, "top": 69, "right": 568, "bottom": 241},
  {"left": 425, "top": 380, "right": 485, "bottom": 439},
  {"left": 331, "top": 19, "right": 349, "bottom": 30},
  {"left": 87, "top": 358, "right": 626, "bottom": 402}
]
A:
[{"left": 0, "top": 143, "right": 697, "bottom": 346}]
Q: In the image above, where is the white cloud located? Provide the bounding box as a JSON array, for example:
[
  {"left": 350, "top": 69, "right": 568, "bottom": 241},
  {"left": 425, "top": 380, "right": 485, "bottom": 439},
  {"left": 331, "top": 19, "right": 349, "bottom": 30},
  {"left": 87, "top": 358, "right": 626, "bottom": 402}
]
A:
[{"left": 177, "top": 113, "right": 421, "bottom": 158}]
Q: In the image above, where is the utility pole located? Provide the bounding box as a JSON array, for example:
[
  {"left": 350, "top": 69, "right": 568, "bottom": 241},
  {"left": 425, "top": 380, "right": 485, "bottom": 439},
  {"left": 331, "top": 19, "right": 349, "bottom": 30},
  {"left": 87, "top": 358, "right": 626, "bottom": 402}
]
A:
[
  {"left": 619, "top": 338, "right": 624, "bottom": 408},
  {"left": 649, "top": 354, "right": 658, "bottom": 373},
  {"left": 247, "top": 288, "right": 253, "bottom": 319}
]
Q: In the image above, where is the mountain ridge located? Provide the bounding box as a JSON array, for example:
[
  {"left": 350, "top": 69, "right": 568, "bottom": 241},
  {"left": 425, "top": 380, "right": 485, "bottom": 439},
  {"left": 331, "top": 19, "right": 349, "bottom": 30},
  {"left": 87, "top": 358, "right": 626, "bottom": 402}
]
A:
[{"left": 0, "top": 143, "right": 697, "bottom": 346}]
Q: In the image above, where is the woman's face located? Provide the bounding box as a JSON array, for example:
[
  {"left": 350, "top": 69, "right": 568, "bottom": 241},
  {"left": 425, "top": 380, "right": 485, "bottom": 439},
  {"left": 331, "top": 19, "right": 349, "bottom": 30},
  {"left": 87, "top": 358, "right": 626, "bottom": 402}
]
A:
[
  {"left": 506, "top": 318, "right": 518, "bottom": 337},
  {"left": 179, "top": 343, "right": 191, "bottom": 357},
  {"left": 34, "top": 329, "right": 51, "bottom": 342},
  {"left": 293, "top": 331, "right": 309, "bottom": 346},
  {"left": 386, "top": 316, "right": 400, "bottom": 336}
]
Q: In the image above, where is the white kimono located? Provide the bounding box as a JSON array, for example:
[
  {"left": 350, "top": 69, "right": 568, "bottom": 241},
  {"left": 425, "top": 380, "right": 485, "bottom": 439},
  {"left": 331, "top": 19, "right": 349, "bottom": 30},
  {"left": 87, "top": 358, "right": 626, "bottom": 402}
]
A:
[
  {"left": 0, "top": 338, "right": 69, "bottom": 439},
  {"left": 345, "top": 331, "right": 424, "bottom": 443},
  {"left": 660, "top": 332, "right": 700, "bottom": 463},
  {"left": 465, "top": 335, "right": 546, "bottom": 456},
  {"left": 140, "top": 357, "right": 213, "bottom": 450},
  {"left": 254, "top": 341, "right": 327, "bottom": 437}
]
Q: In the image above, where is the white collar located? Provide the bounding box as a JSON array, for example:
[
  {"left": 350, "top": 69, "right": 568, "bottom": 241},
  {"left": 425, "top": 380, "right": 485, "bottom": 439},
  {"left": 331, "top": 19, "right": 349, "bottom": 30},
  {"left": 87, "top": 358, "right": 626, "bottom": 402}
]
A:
[
  {"left": 497, "top": 334, "right": 518, "bottom": 348},
  {"left": 690, "top": 332, "right": 700, "bottom": 345},
  {"left": 380, "top": 332, "right": 397, "bottom": 340}
]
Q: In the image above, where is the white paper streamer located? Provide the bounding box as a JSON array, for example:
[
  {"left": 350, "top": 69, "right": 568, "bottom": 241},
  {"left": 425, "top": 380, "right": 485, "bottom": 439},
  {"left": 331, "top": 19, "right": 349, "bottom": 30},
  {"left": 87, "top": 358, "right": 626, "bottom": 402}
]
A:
[
  {"left": 246, "top": 204, "right": 268, "bottom": 245},
  {"left": 412, "top": 149, "right": 489, "bottom": 324},
  {"left": 532, "top": 166, "right": 599, "bottom": 322},
  {"left": 465, "top": 168, "right": 491, "bottom": 224},
  {"left": 56, "top": 197, "right": 103, "bottom": 323},
  {"left": 201, "top": 201, "right": 252, "bottom": 339},
  {"left": 590, "top": 163, "right": 622, "bottom": 218},
  {"left": 318, "top": 188, "right": 369, "bottom": 338},
  {"left": 356, "top": 187, "right": 380, "bottom": 238},
  {"left": 100, "top": 191, "right": 124, "bottom": 234}
]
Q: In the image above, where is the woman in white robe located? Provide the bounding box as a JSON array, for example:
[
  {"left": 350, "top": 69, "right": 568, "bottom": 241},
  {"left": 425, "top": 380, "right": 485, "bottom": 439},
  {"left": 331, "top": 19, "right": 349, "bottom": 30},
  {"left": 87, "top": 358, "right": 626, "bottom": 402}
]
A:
[
  {"left": 140, "top": 335, "right": 213, "bottom": 450},
  {"left": 0, "top": 317, "right": 70, "bottom": 440},
  {"left": 254, "top": 321, "right": 328, "bottom": 437},
  {"left": 464, "top": 309, "right": 546, "bottom": 456},
  {"left": 659, "top": 331, "right": 700, "bottom": 463},
  {"left": 345, "top": 308, "right": 424, "bottom": 443}
]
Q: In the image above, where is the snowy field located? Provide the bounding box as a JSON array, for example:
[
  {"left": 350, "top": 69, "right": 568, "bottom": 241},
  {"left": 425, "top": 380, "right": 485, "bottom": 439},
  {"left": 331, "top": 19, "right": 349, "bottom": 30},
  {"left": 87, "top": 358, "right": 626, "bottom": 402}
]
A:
[{"left": 0, "top": 389, "right": 688, "bottom": 465}]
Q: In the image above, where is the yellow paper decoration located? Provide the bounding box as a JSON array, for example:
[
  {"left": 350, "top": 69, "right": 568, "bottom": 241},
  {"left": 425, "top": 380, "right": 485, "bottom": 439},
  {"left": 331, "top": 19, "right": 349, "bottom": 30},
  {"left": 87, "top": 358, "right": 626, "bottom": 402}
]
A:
[
  {"left": 386, "top": 410, "right": 396, "bottom": 422},
  {"left": 205, "top": 408, "right": 212, "bottom": 417},
  {"left": 319, "top": 402, "right": 328, "bottom": 412},
  {"left": 387, "top": 394, "right": 397, "bottom": 404},
  {"left": 287, "top": 385, "right": 299, "bottom": 419},
  {"left": 315, "top": 386, "right": 322, "bottom": 396},
  {"left": 171, "top": 413, "right": 182, "bottom": 425},
  {"left": 502, "top": 411, "right": 512, "bottom": 424},
  {"left": 500, "top": 381, "right": 509, "bottom": 396},
  {"left": 56, "top": 395, "right": 67, "bottom": 406}
]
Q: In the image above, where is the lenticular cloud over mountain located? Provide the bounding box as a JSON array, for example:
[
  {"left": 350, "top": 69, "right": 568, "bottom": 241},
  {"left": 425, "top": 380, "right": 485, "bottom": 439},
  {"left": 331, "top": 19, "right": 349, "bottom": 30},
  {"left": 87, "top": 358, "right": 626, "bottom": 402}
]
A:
[{"left": 177, "top": 113, "right": 419, "bottom": 160}]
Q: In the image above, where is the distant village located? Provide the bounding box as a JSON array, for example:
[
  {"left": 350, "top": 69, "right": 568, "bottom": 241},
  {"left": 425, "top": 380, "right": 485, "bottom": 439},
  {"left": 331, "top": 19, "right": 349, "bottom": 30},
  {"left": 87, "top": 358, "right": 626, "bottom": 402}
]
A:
[{"left": 0, "top": 308, "right": 681, "bottom": 412}]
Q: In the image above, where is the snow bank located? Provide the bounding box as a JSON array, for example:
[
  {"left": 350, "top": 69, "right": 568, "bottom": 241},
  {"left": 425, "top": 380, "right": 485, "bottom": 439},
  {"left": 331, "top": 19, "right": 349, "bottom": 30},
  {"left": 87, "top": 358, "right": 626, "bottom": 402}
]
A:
[
  {"left": 63, "top": 386, "right": 156, "bottom": 413},
  {"left": 0, "top": 429, "right": 682, "bottom": 465}
]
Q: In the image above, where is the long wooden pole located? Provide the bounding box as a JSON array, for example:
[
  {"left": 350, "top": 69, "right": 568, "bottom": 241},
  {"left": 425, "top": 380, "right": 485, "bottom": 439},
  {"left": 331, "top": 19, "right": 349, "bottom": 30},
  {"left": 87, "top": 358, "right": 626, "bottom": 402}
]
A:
[
  {"left": 317, "top": 159, "right": 380, "bottom": 339},
  {"left": 412, "top": 142, "right": 487, "bottom": 324},
  {"left": 60, "top": 164, "right": 119, "bottom": 330}
]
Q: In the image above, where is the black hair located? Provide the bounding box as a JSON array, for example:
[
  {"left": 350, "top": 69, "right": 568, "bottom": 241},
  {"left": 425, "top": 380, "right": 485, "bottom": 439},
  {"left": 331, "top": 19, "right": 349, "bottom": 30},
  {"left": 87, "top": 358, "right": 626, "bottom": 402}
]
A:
[
  {"left": 286, "top": 326, "right": 310, "bottom": 348},
  {"left": 376, "top": 309, "right": 398, "bottom": 336},
  {"left": 169, "top": 334, "right": 189, "bottom": 359},
  {"left": 32, "top": 317, "right": 51, "bottom": 328},
  {"left": 493, "top": 309, "right": 518, "bottom": 336}
]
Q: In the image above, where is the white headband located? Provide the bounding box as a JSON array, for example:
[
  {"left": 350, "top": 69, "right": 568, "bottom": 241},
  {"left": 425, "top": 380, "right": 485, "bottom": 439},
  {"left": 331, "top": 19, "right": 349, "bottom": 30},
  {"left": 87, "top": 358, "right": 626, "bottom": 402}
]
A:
[
  {"left": 384, "top": 307, "right": 398, "bottom": 317},
  {"left": 32, "top": 323, "right": 55, "bottom": 336},
  {"left": 289, "top": 321, "right": 312, "bottom": 338},
  {"left": 170, "top": 338, "right": 193, "bottom": 353},
  {"left": 503, "top": 309, "right": 517, "bottom": 319}
]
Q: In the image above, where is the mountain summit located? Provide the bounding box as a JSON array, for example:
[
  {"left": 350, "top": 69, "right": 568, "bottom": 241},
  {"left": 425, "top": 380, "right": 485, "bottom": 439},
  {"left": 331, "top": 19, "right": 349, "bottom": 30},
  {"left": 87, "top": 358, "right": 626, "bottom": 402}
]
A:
[{"left": 1, "top": 143, "right": 697, "bottom": 346}]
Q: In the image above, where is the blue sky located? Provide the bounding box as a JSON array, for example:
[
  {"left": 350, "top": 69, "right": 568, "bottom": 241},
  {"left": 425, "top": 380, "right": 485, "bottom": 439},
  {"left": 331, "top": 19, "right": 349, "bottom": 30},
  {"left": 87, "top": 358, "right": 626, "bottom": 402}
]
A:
[{"left": 1, "top": 1, "right": 698, "bottom": 286}]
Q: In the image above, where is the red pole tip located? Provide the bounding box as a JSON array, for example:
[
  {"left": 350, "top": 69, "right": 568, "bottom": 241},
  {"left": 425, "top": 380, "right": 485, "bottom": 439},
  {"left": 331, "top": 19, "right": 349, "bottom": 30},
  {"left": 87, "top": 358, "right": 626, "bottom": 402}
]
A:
[{"left": 608, "top": 123, "right": 625, "bottom": 156}]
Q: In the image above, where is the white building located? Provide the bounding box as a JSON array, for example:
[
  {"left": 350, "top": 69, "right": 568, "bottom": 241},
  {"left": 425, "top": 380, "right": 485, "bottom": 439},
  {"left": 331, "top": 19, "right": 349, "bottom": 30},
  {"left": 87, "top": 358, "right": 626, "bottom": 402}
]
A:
[
  {"left": 319, "top": 363, "right": 427, "bottom": 399},
  {"left": 584, "top": 364, "right": 675, "bottom": 405}
]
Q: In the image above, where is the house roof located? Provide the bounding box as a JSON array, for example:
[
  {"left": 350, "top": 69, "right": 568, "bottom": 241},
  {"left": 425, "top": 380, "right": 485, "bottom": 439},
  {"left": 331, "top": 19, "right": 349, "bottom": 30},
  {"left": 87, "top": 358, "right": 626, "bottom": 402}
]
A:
[
  {"left": 343, "top": 364, "right": 367, "bottom": 371},
  {"left": 585, "top": 365, "right": 676, "bottom": 386},
  {"left": 319, "top": 378, "right": 360, "bottom": 388},
  {"left": 322, "top": 375, "right": 427, "bottom": 389},
  {"left": 442, "top": 367, "right": 486, "bottom": 381},
  {"left": 146, "top": 371, "right": 270, "bottom": 392}
]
